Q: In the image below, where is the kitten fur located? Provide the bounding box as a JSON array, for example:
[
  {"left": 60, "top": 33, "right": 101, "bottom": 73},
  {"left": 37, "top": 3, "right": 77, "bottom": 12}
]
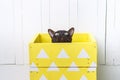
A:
[{"left": 48, "top": 27, "right": 74, "bottom": 43}]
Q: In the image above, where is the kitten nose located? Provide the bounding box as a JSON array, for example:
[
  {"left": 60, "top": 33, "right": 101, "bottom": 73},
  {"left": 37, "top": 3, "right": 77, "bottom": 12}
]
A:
[{"left": 61, "top": 38, "right": 63, "bottom": 40}]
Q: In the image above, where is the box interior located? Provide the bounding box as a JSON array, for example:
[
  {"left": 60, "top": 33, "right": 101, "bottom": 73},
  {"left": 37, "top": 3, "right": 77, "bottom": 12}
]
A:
[{"left": 32, "top": 33, "right": 95, "bottom": 43}]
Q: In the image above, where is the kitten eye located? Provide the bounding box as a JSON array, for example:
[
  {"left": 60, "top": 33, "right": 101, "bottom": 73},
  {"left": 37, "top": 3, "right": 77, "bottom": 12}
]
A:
[
  {"left": 55, "top": 33, "right": 59, "bottom": 36},
  {"left": 64, "top": 32, "right": 68, "bottom": 36}
]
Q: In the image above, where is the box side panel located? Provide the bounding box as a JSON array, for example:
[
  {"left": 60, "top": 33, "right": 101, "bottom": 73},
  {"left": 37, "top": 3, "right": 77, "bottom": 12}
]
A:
[
  {"left": 72, "top": 33, "right": 90, "bottom": 42},
  {"left": 30, "top": 67, "right": 96, "bottom": 80},
  {"left": 39, "top": 34, "right": 51, "bottom": 43},
  {"left": 29, "top": 43, "right": 97, "bottom": 67}
]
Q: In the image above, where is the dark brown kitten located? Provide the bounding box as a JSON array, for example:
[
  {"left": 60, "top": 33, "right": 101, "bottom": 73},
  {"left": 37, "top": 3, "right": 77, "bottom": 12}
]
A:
[{"left": 48, "top": 27, "right": 74, "bottom": 43}]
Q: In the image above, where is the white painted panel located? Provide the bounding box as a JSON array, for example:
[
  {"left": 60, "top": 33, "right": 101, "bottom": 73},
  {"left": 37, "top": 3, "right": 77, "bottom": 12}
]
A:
[
  {"left": 78, "top": 0, "right": 97, "bottom": 33},
  {"left": 78, "top": 0, "right": 105, "bottom": 64},
  {"left": 50, "top": 0, "right": 69, "bottom": 30},
  {"left": 112, "top": 0, "right": 120, "bottom": 65},
  {"left": 69, "top": 0, "right": 78, "bottom": 31},
  {"left": 97, "top": 0, "right": 106, "bottom": 64},
  {"left": 41, "top": 0, "right": 50, "bottom": 32},
  {"left": 106, "top": 0, "right": 115, "bottom": 65},
  {"left": 106, "top": 0, "right": 120, "bottom": 65},
  {"left": 98, "top": 65, "right": 120, "bottom": 80},
  {"left": 14, "top": 0, "right": 24, "bottom": 64},
  {"left": 22, "top": 0, "right": 42, "bottom": 64},
  {"left": 0, "top": 0, "right": 15, "bottom": 64}
]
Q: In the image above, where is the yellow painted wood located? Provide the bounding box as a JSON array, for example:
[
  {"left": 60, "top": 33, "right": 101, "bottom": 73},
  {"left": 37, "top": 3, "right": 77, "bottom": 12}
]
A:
[
  {"left": 29, "top": 33, "right": 97, "bottom": 67},
  {"left": 30, "top": 67, "right": 96, "bottom": 80},
  {"left": 29, "top": 33, "right": 97, "bottom": 80}
]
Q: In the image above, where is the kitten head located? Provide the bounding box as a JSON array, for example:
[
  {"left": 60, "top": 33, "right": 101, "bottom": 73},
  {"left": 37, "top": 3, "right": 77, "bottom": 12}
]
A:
[{"left": 48, "top": 27, "right": 74, "bottom": 43}]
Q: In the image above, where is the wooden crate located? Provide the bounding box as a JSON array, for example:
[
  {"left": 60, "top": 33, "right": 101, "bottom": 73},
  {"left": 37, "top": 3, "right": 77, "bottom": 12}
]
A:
[{"left": 29, "top": 33, "right": 97, "bottom": 80}]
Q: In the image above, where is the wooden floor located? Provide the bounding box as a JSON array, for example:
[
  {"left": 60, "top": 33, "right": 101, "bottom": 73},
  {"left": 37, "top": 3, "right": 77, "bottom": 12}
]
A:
[
  {"left": 0, "top": 65, "right": 120, "bottom": 80},
  {"left": 0, "top": 65, "right": 29, "bottom": 80}
]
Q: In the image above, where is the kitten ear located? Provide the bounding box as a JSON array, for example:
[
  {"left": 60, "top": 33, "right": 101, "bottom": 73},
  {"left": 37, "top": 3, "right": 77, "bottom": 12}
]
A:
[
  {"left": 48, "top": 29, "right": 55, "bottom": 38},
  {"left": 68, "top": 27, "right": 74, "bottom": 36}
]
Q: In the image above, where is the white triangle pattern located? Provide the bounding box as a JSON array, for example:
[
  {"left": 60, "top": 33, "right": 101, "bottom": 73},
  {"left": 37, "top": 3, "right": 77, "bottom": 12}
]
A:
[
  {"left": 68, "top": 62, "right": 80, "bottom": 71},
  {"left": 31, "top": 48, "right": 96, "bottom": 79},
  {"left": 48, "top": 62, "right": 59, "bottom": 71},
  {"left": 88, "top": 62, "right": 96, "bottom": 71},
  {"left": 69, "top": 62, "right": 78, "bottom": 67},
  {"left": 88, "top": 68, "right": 96, "bottom": 72},
  {"left": 68, "top": 67, "right": 80, "bottom": 71},
  {"left": 60, "top": 75, "right": 67, "bottom": 80},
  {"left": 77, "top": 49, "right": 90, "bottom": 58},
  {"left": 40, "top": 74, "right": 47, "bottom": 80},
  {"left": 30, "top": 62, "right": 38, "bottom": 72},
  {"left": 37, "top": 49, "right": 49, "bottom": 58},
  {"left": 57, "top": 49, "right": 69, "bottom": 58},
  {"left": 90, "top": 62, "right": 97, "bottom": 67},
  {"left": 80, "top": 75, "right": 88, "bottom": 80}
]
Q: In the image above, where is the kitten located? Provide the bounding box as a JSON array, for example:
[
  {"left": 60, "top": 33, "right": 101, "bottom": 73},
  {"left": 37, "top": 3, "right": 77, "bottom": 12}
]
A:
[{"left": 48, "top": 27, "right": 74, "bottom": 43}]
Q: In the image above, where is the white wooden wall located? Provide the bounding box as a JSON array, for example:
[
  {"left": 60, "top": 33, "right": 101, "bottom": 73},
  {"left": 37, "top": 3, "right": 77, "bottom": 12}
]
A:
[
  {"left": 0, "top": 0, "right": 15, "bottom": 64},
  {"left": 106, "top": 0, "right": 120, "bottom": 65},
  {"left": 1, "top": 0, "right": 118, "bottom": 66}
]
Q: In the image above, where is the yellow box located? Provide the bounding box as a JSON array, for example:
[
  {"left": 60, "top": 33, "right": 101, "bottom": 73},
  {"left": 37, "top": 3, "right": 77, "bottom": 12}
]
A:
[
  {"left": 29, "top": 33, "right": 97, "bottom": 80},
  {"left": 30, "top": 67, "right": 96, "bottom": 80}
]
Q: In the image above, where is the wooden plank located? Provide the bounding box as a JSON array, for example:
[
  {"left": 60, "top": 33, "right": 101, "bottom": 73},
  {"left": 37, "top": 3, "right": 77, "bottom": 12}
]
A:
[
  {"left": 97, "top": 0, "right": 106, "bottom": 64},
  {"left": 106, "top": 0, "right": 120, "bottom": 65},
  {"left": 69, "top": 0, "right": 78, "bottom": 31},
  {"left": 14, "top": 0, "right": 24, "bottom": 64},
  {"left": 0, "top": 0, "right": 15, "bottom": 64},
  {"left": 112, "top": 0, "right": 120, "bottom": 65},
  {"left": 50, "top": 0, "right": 69, "bottom": 30},
  {"left": 22, "top": 0, "right": 42, "bottom": 64},
  {"left": 106, "top": 0, "right": 115, "bottom": 65},
  {"left": 41, "top": 0, "right": 50, "bottom": 32},
  {"left": 78, "top": 0, "right": 106, "bottom": 64},
  {"left": 78, "top": 0, "right": 97, "bottom": 33}
]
